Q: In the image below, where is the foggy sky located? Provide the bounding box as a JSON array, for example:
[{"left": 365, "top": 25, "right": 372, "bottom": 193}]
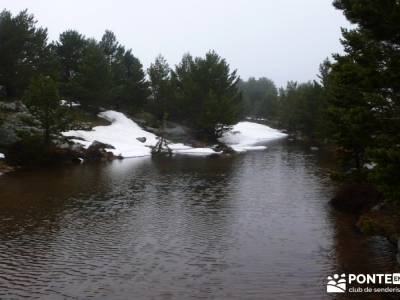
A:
[{"left": 1, "top": 0, "right": 350, "bottom": 87}]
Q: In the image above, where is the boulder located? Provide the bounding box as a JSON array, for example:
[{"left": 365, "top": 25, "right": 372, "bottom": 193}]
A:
[
  {"left": 0, "top": 101, "right": 42, "bottom": 147},
  {"left": 89, "top": 140, "right": 115, "bottom": 150},
  {"left": 330, "top": 184, "right": 382, "bottom": 214},
  {"left": 136, "top": 137, "right": 147, "bottom": 143},
  {"left": 0, "top": 101, "right": 29, "bottom": 113},
  {"left": 213, "top": 143, "right": 236, "bottom": 154},
  {"left": 85, "top": 140, "right": 116, "bottom": 161}
]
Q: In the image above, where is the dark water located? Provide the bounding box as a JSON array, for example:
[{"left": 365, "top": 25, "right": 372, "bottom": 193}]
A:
[{"left": 0, "top": 141, "right": 397, "bottom": 299}]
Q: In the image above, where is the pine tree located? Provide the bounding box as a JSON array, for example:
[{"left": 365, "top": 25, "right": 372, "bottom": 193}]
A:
[
  {"left": 24, "top": 76, "right": 67, "bottom": 144},
  {"left": 328, "top": 0, "right": 400, "bottom": 198},
  {"left": 171, "top": 51, "right": 242, "bottom": 139},
  {"left": 148, "top": 55, "right": 172, "bottom": 120},
  {"left": 99, "top": 31, "right": 149, "bottom": 111},
  {"left": 73, "top": 40, "right": 112, "bottom": 108},
  {"left": 239, "top": 77, "right": 278, "bottom": 119},
  {"left": 55, "top": 30, "right": 87, "bottom": 100},
  {"left": 0, "top": 10, "right": 51, "bottom": 98}
]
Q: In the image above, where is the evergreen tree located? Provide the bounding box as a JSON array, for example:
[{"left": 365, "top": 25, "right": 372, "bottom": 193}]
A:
[
  {"left": 55, "top": 30, "right": 88, "bottom": 100},
  {"left": 239, "top": 77, "right": 278, "bottom": 119},
  {"left": 328, "top": 0, "right": 400, "bottom": 198},
  {"left": 99, "top": 31, "right": 149, "bottom": 111},
  {"left": 100, "top": 30, "right": 120, "bottom": 65},
  {"left": 277, "top": 81, "right": 326, "bottom": 139},
  {"left": 24, "top": 76, "right": 67, "bottom": 144},
  {"left": 148, "top": 55, "right": 172, "bottom": 120},
  {"left": 171, "top": 51, "right": 242, "bottom": 139},
  {"left": 72, "top": 40, "right": 112, "bottom": 108},
  {"left": 111, "top": 49, "right": 149, "bottom": 111},
  {"left": 0, "top": 10, "right": 52, "bottom": 98}
]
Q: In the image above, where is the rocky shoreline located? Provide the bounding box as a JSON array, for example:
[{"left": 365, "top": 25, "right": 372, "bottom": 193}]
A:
[{"left": 0, "top": 100, "right": 286, "bottom": 174}]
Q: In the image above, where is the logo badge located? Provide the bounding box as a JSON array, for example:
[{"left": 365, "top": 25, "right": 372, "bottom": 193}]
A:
[{"left": 327, "top": 274, "right": 346, "bottom": 293}]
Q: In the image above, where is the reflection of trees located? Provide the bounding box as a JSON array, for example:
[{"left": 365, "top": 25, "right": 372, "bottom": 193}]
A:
[
  {"left": 329, "top": 210, "right": 398, "bottom": 300},
  {"left": 0, "top": 158, "right": 154, "bottom": 299},
  {"left": 330, "top": 210, "right": 397, "bottom": 274},
  {"left": 0, "top": 158, "right": 151, "bottom": 236},
  {"left": 148, "top": 155, "right": 239, "bottom": 237}
]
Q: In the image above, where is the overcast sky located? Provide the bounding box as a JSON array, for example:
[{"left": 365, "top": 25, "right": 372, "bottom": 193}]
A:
[{"left": 2, "top": 0, "right": 350, "bottom": 87}]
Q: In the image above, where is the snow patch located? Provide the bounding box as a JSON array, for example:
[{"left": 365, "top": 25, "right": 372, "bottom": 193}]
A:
[
  {"left": 219, "top": 121, "right": 287, "bottom": 151},
  {"left": 63, "top": 111, "right": 287, "bottom": 159},
  {"left": 60, "top": 100, "right": 80, "bottom": 107},
  {"left": 170, "top": 144, "right": 218, "bottom": 156},
  {"left": 0, "top": 153, "right": 4, "bottom": 159},
  {"left": 64, "top": 111, "right": 159, "bottom": 158},
  {"left": 63, "top": 111, "right": 218, "bottom": 158},
  {"left": 364, "top": 162, "right": 377, "bottom": 170}
]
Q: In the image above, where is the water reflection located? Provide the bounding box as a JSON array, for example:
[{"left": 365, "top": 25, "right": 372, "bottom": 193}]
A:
[{"left": 0, "top": 141, "right": 397, "bottom": 299}]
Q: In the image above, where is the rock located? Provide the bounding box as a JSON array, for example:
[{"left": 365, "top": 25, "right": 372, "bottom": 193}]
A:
[
  {"left": 74, "top": 122, "right": 92, "bottom": 131},
  {"left": 65, "top": 136, "right": 86, "bottom": 142},
  {"left": 70, "top": 143, "right": 85, "bottom": 153},
  {"left": 85, "top": 140, "right": 116, "bottom": 161},
  {"left": 0, "top": 101, "right": 42, "bottom": 147},
  {"left": 89, "top": 140, "right": 115, "bottom": 150},
  {"left": 136, "top": 137, "right": 147, "bottom": 143},
  {"left": 0, "top": 163, "right": 15, "bottom": 175},
  {"left": 58, "top": 143, "right": 70, "bottom": 150},
  {"left": 213, "top": 143, "right": 236, "bottom": 154},
  {"left": 330, "top": 184, "right": 382, "bottom": 214},
  {"left": 0, "top": 101, "right": 29, "bottom": 113}
]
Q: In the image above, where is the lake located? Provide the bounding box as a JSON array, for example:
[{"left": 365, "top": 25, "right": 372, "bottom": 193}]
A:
[{"left": 0, "top": 140, "right": 396, "bottom": 299}]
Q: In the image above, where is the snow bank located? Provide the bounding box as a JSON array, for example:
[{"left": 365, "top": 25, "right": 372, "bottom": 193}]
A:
[
  {"left": 64, "top": 111, "right": 159, "bottom": 157},
  {"left": 219, "top": 121, "right": 287, "bottom": 152},
  {"left": 60, "top": 100, "right": 80, "bottom": 107},
  {"left": 0, "top": 153, "right": 4, "bottom": 159},
  {"left": 63, "top": 111, "right": 218, "bottom": 158},
  {"left": 63, "top": 111, "right": 287, "bottom": 158},
  {"left": 170, "top": 144, "right": 217, "bottom": 156}
]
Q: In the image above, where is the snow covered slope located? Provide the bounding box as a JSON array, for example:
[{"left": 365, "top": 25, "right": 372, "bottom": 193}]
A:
[
  {"left": 63, "top": 111, "right": 287, "bottom": 158},
  {"left": 63, "top": 111, "right": 217, "bottom": 158},
  {"left": 219, "top": 121, "right": 287, "bottom": 152}
]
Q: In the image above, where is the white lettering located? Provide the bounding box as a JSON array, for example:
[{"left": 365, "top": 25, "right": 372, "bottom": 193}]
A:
[
  {"left": 357, "top": 274, "right": 366, "bottom": 284},
  {"left": 385, "top": 274, "right": 392, "bottom": 284},
  {"left": 348, "top": 274, "right": 357, "bottom": 283}
]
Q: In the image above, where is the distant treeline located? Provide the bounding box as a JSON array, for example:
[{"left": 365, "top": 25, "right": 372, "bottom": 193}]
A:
[{"left": 238, "top": 0, "right": 400, "bottom": 202}]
